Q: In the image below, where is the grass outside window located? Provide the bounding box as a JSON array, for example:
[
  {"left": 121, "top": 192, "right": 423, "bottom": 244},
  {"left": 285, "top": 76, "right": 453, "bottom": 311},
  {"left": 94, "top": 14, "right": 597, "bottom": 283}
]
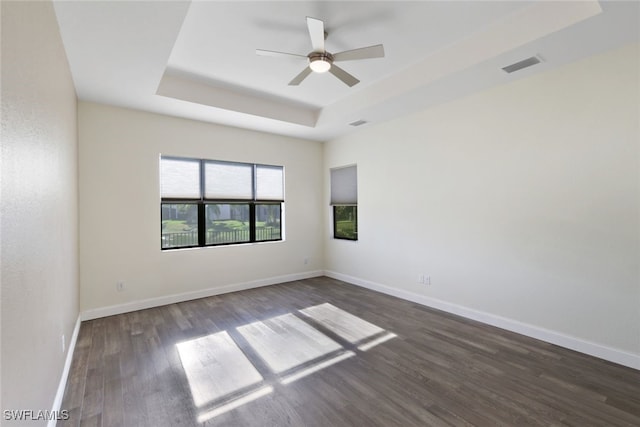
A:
[{"left": 334, "top": 205, "right": 357, "bottom": 240}]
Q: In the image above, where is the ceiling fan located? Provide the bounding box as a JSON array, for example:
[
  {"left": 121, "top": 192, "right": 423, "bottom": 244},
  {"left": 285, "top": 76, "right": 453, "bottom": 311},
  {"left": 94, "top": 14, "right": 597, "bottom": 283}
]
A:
[{"left": 256, "top": 17, "right": 385, "bottom": 87}]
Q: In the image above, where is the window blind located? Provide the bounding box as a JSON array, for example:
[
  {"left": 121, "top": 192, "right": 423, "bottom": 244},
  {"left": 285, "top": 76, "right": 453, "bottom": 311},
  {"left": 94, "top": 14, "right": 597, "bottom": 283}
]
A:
[
  {"left": 256, "top": 165, "right": 284, "bottom": 201},
  {"left": 330, "top": 165, "right": 357, "bottom": 205},
  {"left": 160, "top": 157, "right": 201, "bottom": 199},
  {"left": 204, "top": 161, "right": 253, "bottom": 199}
]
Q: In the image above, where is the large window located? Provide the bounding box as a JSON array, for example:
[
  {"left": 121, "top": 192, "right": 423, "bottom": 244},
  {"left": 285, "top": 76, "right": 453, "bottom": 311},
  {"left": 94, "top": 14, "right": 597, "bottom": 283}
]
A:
[
  {"left": 160, "top": 156, "right": 283, "bottom": 249},
  {"left": 330, "top": 165, "right": 357, "bottom": 240}
]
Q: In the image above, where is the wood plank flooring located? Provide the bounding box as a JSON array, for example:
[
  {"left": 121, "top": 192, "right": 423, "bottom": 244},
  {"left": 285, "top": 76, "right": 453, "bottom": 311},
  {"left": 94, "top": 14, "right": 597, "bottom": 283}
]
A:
[{"left": 58, "top": 277, "right": 640, "bottom": 426}]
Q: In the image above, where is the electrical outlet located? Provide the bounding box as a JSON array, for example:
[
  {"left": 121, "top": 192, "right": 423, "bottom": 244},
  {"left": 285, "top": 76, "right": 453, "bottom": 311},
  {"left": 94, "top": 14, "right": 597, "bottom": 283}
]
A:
[
  {"left": 418, "top": 274, "right": 431, "bottom": 285},
  {"left": 304, "top": 257, "right": 309, "bottom": 265},
  {"left": 116, "top": 281, "right": 125, "bottom": 292}
]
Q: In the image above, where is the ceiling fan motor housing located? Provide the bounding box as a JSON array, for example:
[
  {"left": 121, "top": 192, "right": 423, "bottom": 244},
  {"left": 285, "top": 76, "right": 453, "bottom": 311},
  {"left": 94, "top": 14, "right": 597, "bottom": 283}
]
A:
[{"left": 308, "top": 52, "right": 334, "bottom": 73}]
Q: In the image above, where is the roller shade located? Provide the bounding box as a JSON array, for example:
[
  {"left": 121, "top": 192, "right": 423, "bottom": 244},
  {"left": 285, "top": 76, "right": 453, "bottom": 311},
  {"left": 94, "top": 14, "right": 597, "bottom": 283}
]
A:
[
  {"left": 330, "top": 165, "right": 357, "bottom": 205},
  {"left": 204, "top": 161, "right": 253, "bottom": 199},
  {"left": 160, "top": 157, "right": 201, "bottom": 198},
  {"left": 161, "top": 157, "right": 284, "bottom": 202},
  {"left": 256, "top": 165, "right": 284, "bottom": 201}
]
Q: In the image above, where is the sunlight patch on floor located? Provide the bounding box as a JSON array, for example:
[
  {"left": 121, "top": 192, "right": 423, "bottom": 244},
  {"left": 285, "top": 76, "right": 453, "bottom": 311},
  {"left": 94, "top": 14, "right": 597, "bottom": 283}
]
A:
[
  {"left": 237, "top": 313, "right": 342, "bottom": 373},
  {"left": 176, "top": 302, "right": 397, "bottom": 422},
  {"left": 176, "top": 331, "right": 263, "bottom": 407},
  {"left": 280, "top": 350, "right": 356, "bottom": 385},
  {"left": 196, "top": 385, "right": 274, "bottom": 423},
  {"left": 300, "top": 303, "right": 385, "bottom": 344},
  {"left": 358, "top": 332, "right": 398, "bottom": 351}
]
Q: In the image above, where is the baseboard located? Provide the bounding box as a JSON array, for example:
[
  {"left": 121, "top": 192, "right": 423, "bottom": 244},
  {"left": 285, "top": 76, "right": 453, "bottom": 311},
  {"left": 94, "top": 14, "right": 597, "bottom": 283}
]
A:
[
  {"left": 80, "top": 270, "right": 324, "bottom": 321},
  {"left": 324, "top": 270, "right": 640, "bottom": 371},
  {"left": 48, "top": 315, "right": 81, "bottom": 427}
]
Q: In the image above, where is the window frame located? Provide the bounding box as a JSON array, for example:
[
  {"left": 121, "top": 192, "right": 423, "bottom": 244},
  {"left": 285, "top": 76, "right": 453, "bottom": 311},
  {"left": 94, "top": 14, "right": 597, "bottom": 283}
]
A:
[{"left": 160, "top": 156, "right": 284, "bottom": 250}]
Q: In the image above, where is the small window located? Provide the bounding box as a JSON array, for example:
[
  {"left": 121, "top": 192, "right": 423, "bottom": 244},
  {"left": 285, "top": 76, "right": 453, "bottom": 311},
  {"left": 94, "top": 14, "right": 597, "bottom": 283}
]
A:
[
  {"left": 330, "top": 165, "right": 357, "bottom": 241},
  {"left": 333, "top": 205, "right": 357, "bottom": 240},
  {"left": 160, "top": 156, "right": 284, "bottom": 249}
]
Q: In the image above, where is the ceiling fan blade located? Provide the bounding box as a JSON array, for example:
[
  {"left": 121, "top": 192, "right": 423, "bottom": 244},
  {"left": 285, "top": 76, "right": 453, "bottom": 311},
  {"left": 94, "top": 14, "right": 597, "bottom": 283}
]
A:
[
  {"left": 256, "top": 49, "right": 307, "bottom": 60},
  {"left": 306, "top": 17, "right": 325, "bottom": 52},
  {"left": 333, "top": 44, "right": 385, "bottom": 62},
  {"left": 329, "top": 64, "right": 360, "bottom": 87},
  {"left": 288, "top": 67, "right": 313, "bottom": 86}
]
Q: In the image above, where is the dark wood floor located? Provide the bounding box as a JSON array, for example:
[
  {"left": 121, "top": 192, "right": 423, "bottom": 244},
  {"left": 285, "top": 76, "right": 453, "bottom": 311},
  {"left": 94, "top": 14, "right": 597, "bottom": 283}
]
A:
[{"left": 59, "top": 276, "right": 640, "bottom": 426}]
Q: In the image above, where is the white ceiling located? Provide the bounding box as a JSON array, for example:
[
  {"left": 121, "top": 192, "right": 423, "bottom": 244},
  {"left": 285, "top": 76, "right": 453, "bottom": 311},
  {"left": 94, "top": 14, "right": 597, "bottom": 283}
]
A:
[{"left": 53, "top": 1, "right": 639, "bottom": 142}]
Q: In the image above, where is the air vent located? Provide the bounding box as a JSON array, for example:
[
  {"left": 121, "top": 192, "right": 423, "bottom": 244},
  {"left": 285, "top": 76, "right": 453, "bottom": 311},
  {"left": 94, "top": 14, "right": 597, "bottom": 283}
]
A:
[
  {"left": 349, "top": 119, "right": 368, "bottom": 127},
  {"left": 502, "top": 56, "right": 541, "bottom": 74}
]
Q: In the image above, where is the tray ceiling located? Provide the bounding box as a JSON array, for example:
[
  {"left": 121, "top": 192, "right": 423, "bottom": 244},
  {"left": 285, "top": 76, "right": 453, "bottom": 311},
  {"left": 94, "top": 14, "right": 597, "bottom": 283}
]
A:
[{"left": 53, "top": 1, "right": 639, "bottom": 141}]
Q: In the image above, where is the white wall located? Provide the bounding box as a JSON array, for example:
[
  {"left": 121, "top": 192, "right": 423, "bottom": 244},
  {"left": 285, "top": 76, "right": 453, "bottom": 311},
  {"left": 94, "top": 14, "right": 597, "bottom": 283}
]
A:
[
  {"left": 1, "top": 0, "right": 79, "bottom": 419},
  {"left": 325, "top": 43, "right": 640, "bottom": 365},
  {"left": 78, "top": 103, "right": 324, "bottom": 315}
]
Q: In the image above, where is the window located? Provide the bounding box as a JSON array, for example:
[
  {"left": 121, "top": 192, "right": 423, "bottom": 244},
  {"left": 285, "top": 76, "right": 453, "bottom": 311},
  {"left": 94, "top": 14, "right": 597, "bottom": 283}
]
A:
[
  {"left": 330, "top": 165, "right": 357, "bottom": 240},
  {"left": 160, "top": 156, "right": 284, "bottom": 249}
]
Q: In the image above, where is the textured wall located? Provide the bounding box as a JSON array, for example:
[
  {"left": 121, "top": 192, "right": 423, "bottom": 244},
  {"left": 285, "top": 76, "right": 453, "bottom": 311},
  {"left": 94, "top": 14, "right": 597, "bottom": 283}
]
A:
[{"left": 1, "top": 0, "right": 79, "bottom": 420}]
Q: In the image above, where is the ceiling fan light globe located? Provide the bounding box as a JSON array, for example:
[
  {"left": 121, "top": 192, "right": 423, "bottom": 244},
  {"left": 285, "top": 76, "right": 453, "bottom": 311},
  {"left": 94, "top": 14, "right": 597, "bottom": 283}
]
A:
[{"left": 310, "top": 58, "right": 331, "bottom": 73}]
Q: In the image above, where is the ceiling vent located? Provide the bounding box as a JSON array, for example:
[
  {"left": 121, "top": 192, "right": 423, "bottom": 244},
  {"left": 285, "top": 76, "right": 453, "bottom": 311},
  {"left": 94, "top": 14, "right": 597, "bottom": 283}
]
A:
[
  {"left": 349, "top": 120, "right": 368, "bottom": 127},
  {"left": 502, "top": 56, "right": 542, "bottom": 74}
]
